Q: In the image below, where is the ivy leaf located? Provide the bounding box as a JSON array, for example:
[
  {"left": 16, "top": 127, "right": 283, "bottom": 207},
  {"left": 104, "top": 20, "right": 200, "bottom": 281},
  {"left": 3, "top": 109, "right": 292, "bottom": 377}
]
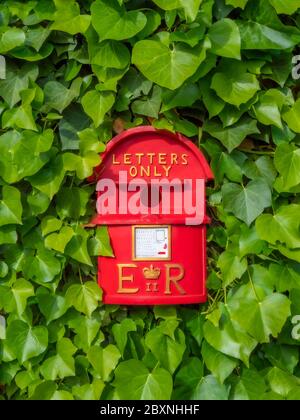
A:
[
  {"left": 228, "top": 284, "right": 291, "bottom": 343},
  {"left": 56, "top": 187, "right": 90, "bottom": 220},
  {"left": 211, "top": 150, "right": 243, "bottom": 183},
  {"left": 65, "top": 226, "right": 93, "bottom": 266},
  {"left": 63, "top": 151, "right": 101, "bottom": 180},
  {"left": 145, "top": 326, "right": 186, "bottom": 374},
  {"left": 209, "top": 19, "right": 241, "bottom": 59},
  {"left": 0, "top": 186, "right": 23, "bottom": 227},
  {"left": 203, "top": 306, "right": 258, "bottom": 366},
  {"left": 24, "top": 247, "right": 61, "bottom": 284},
  {"left": 174, "top": 359, "right": 228, "bottom": 400},
  {"left": 161, "top": 83, "right": 200, "bottom": 112},
  {"left": 132, "top": 85, "right": 162, "bottom": 118},
  {"left": 218, "top": 248, "right": 247, "bottom": 287},
  {"left": 222, "top": 180, "right": 272, "bottom": 225},
  {"left": 41, "top": 338, "right": 77, "bottom": 380},
  {"left": 88, "top": 226, "right": 114, "bottom": 257},
  {"left": 65, "top": 281, "right": 102, "bottom": 317},
  {"left": 0, "top": 61, "right": 38, "bottom": 108},
  {"left": 68, "top": 313, "right": 102, "bottom": 352},
  {"left": 41, "top": 216, "right": 62, "bottom": 237},
  {"left": 28, "top": 381, "right": 53, "bottom": 400},
  {"left": 181, "top": 309, "right": 205, "bottom": 346},
  {"left": 173, "top": 358, "right": 203, "bottom": 399},
  {"left": 263, "top": 343, "right": 299, "bottom": 374},
  {"left": 0, "top": 226, "right": 17, "bottom": 246},
  {"left": 27, "top": 189, "right": 51, "bottom": 217},
  {"left": 232, "top": 368, "right": 267, "bottom": 400},
  {"left": 0, "top": 279, "right": 34, "bottom": 317},
  {"left": 37, "top": 291, "right": 69, "bottom": 325},
  {"left": 225, "top": 0, "right": 248, "bottom": 7},
  {"left": 0, "top": 130, "right": 53, "bottom": 183},
  {"left": 151, "top": 0, "right": 181, "bottom": 10},
  {"left": 132, "top": 40, "right": 207, "bottom": 90},
  {"left": 274, "top": 143, "right": 300, "bottom": 189},
  {"left": 91, "top": 0, "right": 147, "bottom": 41},
  {"left": 199, "top": 77, "right": 226, "bottom": 119},
  {"left": 211, "top": 62, "right": 260, "bottom": 107},
  {"left": 45, "top": 226, "right": 74, "bottom": 254},
  {"left": 72, "top": 379, "right": 105, "bottom": 401},
  {"left": 44, "top": 80, "right": 81, "bottom": 114},
  {"left": 51, "top": 0, "right": 91, "bottom": 35},
  {"left": 88, "top": 344, "right": 121, "bottom": 381},
  {"left": 243, "top": 155, "right": 277, "bottom": 187},
  {"left": 267, "top": 368, "right": 300, "bottom": 398},
  {"left": 203, "top": 117, "right": 259, "bottom": 153},
  {"left": 113, "top": 359, "right": 173, "bottom": 400},
  {"left": 193, "top": 375, "right": 229, "bottom": 400},
  {"left": 202, "top": 341, "right": 238, "bottom": 384},
  {"left": 58, "top": 104, "right": 90, "bottom": 151},
  {"left": 28, "top": 155, "right": 66, "bottom": 200},
  {"left": 181, "top": 0, "right": 203, "bottom": 21},
  {"left": 2, "top": 105, "right": 37, "bottom": 131},
  {"left": 256, "top": 204, "right": 300, "bottom": 249},
  {"left": 152, "top": 0, "right": 203, "bottom": 21},
  {"left": 283, "top": 99, "right": 300, "bottom": 133},
  {"left": 25, "top": 27, "right": 51, "bottom": 52},
  {"left": 0, "top": 28, "right": 25, "bottom": 53},
  {"left": 112, "top": 319, "right": 137, "bottom": 357},
  {"left": 4, "top": 320, "right": 48, "bottom": 364},
  {"left": 90, "top": 40, "right": 130, "bottom": 70},
  {"left": 82, "top": 90, "right": 115, "bottom": 127},
  {"left": 238, "top": 21, "right": 300, "bottom": 50},
  {"left": 270, "top": 263, "right": 300, "bottom": 293},
  {"left": 0, "top": 261, "right": 8, "bottom": 278},
  {"left": 269, "top": 0, "right": 300, "bottom": 15}
]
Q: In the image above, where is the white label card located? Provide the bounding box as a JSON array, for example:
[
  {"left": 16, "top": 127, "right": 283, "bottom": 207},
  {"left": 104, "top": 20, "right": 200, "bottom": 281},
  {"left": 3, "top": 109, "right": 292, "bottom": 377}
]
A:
[{"left": 134, "top": 227, "right": 170, "bottom": 260}]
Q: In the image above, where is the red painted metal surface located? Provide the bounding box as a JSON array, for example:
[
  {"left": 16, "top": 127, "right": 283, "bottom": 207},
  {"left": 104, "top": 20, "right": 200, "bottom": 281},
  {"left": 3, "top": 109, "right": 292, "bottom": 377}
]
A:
[{"left": 91, "top": 126, "right": 214, "bottom": 305}]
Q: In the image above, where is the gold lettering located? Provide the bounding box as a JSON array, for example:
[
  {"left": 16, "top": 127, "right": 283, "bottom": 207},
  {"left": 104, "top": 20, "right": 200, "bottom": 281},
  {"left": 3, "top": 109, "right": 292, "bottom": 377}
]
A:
[
  {"left": 124, "top": 154, "right": 132, "bottom": 165},
  {"left": 147, "top": 153, "right": 156, "bottom": 164},
  {"left": 112, "top": 154, "right": 120, "bottom": 165},
  {"left": 117, "top": 264, "right": 139, "bottom": 294},
  {"left": 146, "top": 282, "right": 159, "bottom": 292},
  {"left": 158, "top": 153, "right": 167, "bottom": 165},
  {"left": 165, "top": 264, "right": 186, "bottom": 295},
  {"left": 140, "top": 166, "right": 151, "bottom": 177},
  {"left": 181, "top": 154, "right": 188, "bottom": 165},
  {"left": 154, "top": 166, "right": 162, "bottom": 177},
  {"left": 129, "top": 166, "right": 138, "bottom": 178},
  {"left": 171, "top": 153, "right": 178, "bottom": 165},
  {"left": 162, "top": 165, "right": 172, "bottom": 177},
  {"left": 136, "top": 153, "right": 145, "bottom": 165}
]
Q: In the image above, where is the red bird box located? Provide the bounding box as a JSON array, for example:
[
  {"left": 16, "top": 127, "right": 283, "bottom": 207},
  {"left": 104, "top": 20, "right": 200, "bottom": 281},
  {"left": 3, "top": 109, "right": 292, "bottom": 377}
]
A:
[{"left": 91, "top": 126, "right": 213, "bottom": 305}]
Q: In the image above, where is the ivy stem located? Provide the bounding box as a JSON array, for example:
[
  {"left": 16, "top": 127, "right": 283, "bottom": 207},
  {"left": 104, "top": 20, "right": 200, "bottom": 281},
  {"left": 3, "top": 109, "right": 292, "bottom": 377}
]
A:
[
  {"left": 78, "top": 267, "right": 83, "bottom": 285},
  {"left": 223, "top": 287, "right": 227, "bottom": 306},
  {"left": 238, "top": 149, "right": 275, "bottom": 156},
  {"left": 247, "top": 269, "right": 260, "bottom": 302}
]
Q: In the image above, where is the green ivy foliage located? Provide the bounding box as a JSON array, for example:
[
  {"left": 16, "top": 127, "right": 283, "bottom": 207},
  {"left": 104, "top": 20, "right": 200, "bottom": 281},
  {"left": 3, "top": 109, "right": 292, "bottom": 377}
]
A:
[{"left": 0, "top": 0, "right": 300, "bottom": 401}]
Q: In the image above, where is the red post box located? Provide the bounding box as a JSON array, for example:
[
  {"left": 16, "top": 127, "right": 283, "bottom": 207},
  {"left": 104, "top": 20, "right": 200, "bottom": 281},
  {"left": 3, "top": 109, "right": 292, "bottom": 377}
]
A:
[{"left": 91, "top": 126, "right": 213, "bottom": 305}]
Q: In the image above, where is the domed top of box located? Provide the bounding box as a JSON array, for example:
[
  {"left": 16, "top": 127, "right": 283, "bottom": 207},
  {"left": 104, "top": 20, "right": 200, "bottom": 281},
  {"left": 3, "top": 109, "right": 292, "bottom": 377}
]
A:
[{"left": 93, "top": 126, "right": 214, "bottom": 183}]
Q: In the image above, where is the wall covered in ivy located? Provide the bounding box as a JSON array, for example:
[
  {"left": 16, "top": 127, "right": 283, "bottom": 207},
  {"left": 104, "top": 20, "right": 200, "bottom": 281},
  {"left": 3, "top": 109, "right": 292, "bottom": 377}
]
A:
[{"left": 0, "top": 0, "right": 300, "bottom": 400}]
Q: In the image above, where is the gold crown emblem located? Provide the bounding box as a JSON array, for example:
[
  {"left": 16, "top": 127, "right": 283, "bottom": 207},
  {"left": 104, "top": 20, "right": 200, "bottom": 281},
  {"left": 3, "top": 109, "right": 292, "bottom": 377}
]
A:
[{"left": 143, "top": 265, "right": 161, "bottom": 280}]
